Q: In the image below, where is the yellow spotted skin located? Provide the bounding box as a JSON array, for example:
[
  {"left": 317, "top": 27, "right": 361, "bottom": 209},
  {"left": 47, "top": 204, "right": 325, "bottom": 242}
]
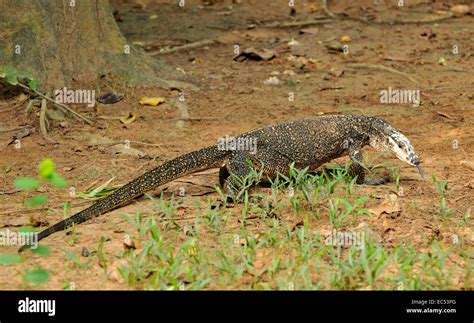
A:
[{"left": 19, "top": 115, "right": 420, "bottom": 251}]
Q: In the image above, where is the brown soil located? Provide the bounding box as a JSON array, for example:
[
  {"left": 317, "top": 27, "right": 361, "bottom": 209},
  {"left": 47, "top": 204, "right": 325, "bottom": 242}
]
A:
[{"left": 0, "top": 0, "right": 472, "bottom": 289}]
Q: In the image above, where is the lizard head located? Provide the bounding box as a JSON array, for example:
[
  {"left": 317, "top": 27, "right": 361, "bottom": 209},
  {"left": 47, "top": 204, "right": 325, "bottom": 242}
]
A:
[{"left": 368, "top": 118, "right": 424, "bottom": 179}]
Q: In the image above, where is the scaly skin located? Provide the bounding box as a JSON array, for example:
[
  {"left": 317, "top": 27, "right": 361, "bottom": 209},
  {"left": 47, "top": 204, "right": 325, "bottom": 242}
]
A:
[{"left": 19, "top": 115, "right": 422, "bottom": 252}]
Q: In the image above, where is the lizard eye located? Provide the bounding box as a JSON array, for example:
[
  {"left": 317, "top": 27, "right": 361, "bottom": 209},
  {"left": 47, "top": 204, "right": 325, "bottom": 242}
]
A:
[{"left": 398, "top": 143, "right": 404, "bottom": 149}]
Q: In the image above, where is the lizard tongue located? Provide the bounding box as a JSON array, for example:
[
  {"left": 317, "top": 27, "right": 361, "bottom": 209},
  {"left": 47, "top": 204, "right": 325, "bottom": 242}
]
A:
[{"left": 416, "top": 164, "right": 425, "bottom": 179}]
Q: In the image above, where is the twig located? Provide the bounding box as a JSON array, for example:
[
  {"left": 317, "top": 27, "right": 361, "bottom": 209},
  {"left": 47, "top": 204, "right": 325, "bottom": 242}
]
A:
[
  {"left": 171, "top": 117, "right": 218, "bottom": 122},
  {"left": 151, "top": 39, "right": 216, "bottom": 55},
  {"left": 278, "top": 19, "right": 333, "bottom": 28},
  {"left": 436, "top": 111, "right": 459, "bottom": 121},
  {"left": 265, "top": 18, "right": 333, "bottom": 28},
  {"left": 17, "top": 83, "right": 93, "bottom": 125},
  {"left": 127, "top": 140, "right": 164, "bottom": 148},
  {"left": 99, "top": 140, "right": 164, "bottom": 148},
  {"left": 422, "top": 84, "right": 474, "bottom": 91},
  {"left": 24, "top": 99, "right": 35, "bottom": 113},
  {"left": 321, "top": 0, "right": 455, "bottom": 25},
  {"left": 0, "top": 189, "right": 21, "bottom": 195},
  {"left": 345, "top": 63, "right": 419, "bottom": 84},
  {"left": 0, "top": 200, "right": 92, "bottom": 216},
  {"left": 96, "top": 115, "right": 122, "bottom": 120},
  {"left": 0, "top": 95, "right": 29, "bottom": 113},
  {"left": 0, "top": 126, "right": 29, "bottom": 133},
  {"left": 340, "top": 12, "right": 455, "bottom": 25}
]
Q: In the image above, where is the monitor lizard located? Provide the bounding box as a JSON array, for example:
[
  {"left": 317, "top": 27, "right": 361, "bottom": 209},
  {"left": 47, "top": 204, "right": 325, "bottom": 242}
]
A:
[{"left": 19, "top": 114, "right": 424, "bottom": 252}]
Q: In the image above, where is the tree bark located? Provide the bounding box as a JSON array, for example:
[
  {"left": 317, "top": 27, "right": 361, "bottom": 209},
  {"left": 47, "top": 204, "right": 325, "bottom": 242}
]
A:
[{"left": 0, "top": 0, "right": 191, "bottom": 90}]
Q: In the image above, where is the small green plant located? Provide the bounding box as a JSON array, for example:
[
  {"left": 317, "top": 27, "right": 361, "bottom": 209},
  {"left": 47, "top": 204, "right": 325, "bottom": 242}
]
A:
[
  {"left": 325, "top": 197, "right": 369, "bottom": 228},
  {"left": 224, "top": 160, "right": 265, "bottom": 203},
  {"left": 23, "top": 268, "right": 50, "bottom": 286},
  {"left": 431, "top": 175, "right": 454, "bottom": 219},
  {"left": 0, "top": 64, "right": 92, "bottom": 127},
  {"left": 76, "top": 177, "right": 121, "bottom": 200},
  {"left": 0, "top": 65, "right": 39, "bottom": 90},
  {"left": 0, "top": 247, "right": 51, "bottom": 287},
  {"left": 64, "top": 251, "right": 90, "bottom": 271},
  {"left": 0, "top": 159, "right": 64, "bottom": 288},
  {"left": 0, "top": 254, "right": 22, "bottom": 265},
  {"left": 14, "top": 158, "right": 68, "bottom": 209}
]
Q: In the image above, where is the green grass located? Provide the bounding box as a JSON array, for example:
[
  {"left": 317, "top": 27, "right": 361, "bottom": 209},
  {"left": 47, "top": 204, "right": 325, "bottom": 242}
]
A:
[
  {"left": 107, "top": 164, "right": 472, "bottom": 290},
  {"left": 7, "top": 160, "right": 471, "bottom": 290}
]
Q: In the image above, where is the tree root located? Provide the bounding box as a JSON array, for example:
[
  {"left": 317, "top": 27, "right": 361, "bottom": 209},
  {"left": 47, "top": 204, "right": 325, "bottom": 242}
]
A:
[
  {"left": 18, "top": 83, "right": 93, "bottom": 125},
  {"left": 151, "top": 39, "right": 216, "bottom": 55},
  {"left": 39, "top": 98, "right": 56, "bottom": 144}
]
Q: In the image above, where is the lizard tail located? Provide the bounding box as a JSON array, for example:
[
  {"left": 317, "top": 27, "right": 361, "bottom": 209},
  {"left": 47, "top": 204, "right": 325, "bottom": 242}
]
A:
[{"left": 19, "top": 145, "right": 227, "bottom": 252}]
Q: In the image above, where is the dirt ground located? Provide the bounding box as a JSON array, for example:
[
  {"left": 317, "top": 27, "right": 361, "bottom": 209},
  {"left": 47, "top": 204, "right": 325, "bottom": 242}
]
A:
[{"left": 0, "top": 0, "right": 473, "bottom": 289}]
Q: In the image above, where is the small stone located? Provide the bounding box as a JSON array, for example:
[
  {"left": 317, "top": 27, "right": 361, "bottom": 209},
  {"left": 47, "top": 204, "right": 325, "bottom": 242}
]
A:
[
  {"left": 123, "top": 235, "right": 137, "bottom": 250},
  {"left": 263, "top": 76, "right": 281, "bottom": 85},
  {"left": 81, "top": 247, "right": 90, "bottom": 257}
]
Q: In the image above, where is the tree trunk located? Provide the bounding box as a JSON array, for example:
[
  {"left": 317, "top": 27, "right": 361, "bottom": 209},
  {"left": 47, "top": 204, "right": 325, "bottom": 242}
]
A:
[{"left": 0, "top": 0, "right": 190, "bottom": 90}]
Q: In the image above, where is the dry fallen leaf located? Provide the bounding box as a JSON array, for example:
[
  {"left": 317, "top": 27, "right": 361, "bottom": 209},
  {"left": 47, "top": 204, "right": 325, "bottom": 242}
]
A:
[
  {"left": 4, "top": 216, "right": 29, "bottom": 227},
  {"left": 107, "top": 259, "right": 128, "bottom": 284},
  {"left": 327, "top": 69, "right": 344, "bottom": 77},
  {"left": 340, "top": 35, "right": 351, "bottom": 43},
  {"left": 139, "top": 97, "right": 165, "bottom": 106},
  {"left": 325, "top": 40, "right": 344, "bottom": 53},
  {"left": 383, "top": 55, "right": 411, "bottom": 62},
  {"left": 109, "top": 144, "right": 147, "bottom": 158},
  {"left": 29, "top": 214, "right": 49, "bottom": 227},
  {"left": 450, "top": 4, "right": 471, "bottom": 17},
  {"left": 460, "top": 160, "right": 474, "bottom": 172},
  {"left": 233, "top": 47, "right": 276, "bottom": 62},
  {"left": 437, "top": 111, "right": 456, "bottom": 120},
  {"left": 368, "top": 193, "right": 401, "bottom": 216},
  {"left": 308, "top": 4, "right": 319, "bottom": 13},
  {"left": 97, "top": 92, "right": 124, "bottom": 104},
  {"left": 287, "top": 38, "right": 300, "bottom": 46},
  {"left": 119, "top": 112, "right": 137, "bottom": 124},
  {"left": 299, "top": 27, "right": 319, "bottom": 35},
  {"left": 79, "top": 134, "right": 114, "bottom": 146}
]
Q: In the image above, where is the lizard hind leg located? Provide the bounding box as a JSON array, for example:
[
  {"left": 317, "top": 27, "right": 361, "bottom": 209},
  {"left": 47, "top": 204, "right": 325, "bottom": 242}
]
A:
[
  {"left": 219, "top": 166, "right": 230, "bottom": 188},
  {"left": 221, "top": 157, "right": 254, "bottom": 201}
]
